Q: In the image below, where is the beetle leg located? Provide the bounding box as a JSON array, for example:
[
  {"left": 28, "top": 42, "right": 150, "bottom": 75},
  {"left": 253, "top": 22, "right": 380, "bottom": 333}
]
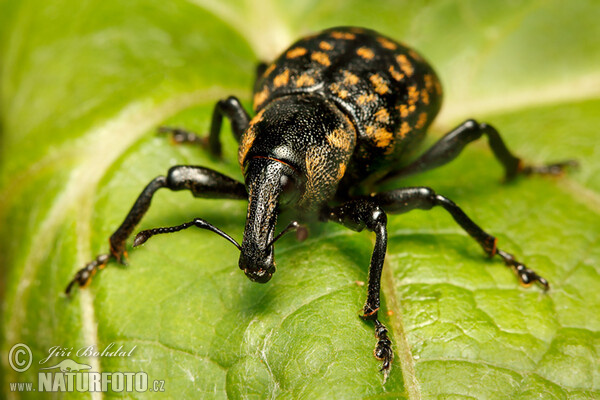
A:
[
  {"left": 323, "top": 199, "right": 393, "bottom": 382},
  {"left": 371, "top": 187, "right": 549, "bottom": 290},
  {"left": 159, "top": 96, "right": 250, "bottom": 158},
  {"left": 379, "top": 119, "right": 577, "bottom": 183},
  {"left": 324, "top": 184, "right": 552, "bottom": 379},
  {"left": 157, "top": 126, "right": 205, "bottom": 146},
  {"left": 65, "top": 165, "right": 247, "bottom": 295}
]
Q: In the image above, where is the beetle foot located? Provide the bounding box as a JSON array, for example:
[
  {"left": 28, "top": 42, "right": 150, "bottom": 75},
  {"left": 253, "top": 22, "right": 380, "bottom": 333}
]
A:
[
  {"left": 519, "top": 159, "right": 578, "bottom": 177},
  {"left": 496, "top": 249, "right": 549, "bottom": 291},
  {"left": 65, "top": 254, "right": 111, "bottom": 295},
  {"left": 361, "top": 309, "right": 393, "bottom": 383},
  {"left": 157, "top": 126, "right": 206, "bottom": 147},
  {"left": 373, "top": 320, "right": 393, "bottom": 384}
]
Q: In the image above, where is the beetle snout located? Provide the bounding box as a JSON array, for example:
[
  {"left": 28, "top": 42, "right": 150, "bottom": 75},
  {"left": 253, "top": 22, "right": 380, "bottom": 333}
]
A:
[
  {"left": 239, "top": 250, "right": 276, "bottom": 284},
  {"left": 245, "top": 268, "right": 273, "bottom": 283}
]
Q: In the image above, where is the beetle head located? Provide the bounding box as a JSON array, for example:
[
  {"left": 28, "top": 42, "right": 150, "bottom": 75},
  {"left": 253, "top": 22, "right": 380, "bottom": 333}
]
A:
[{"left": 239, "top": 157, "right": 300, "bottom": 283}]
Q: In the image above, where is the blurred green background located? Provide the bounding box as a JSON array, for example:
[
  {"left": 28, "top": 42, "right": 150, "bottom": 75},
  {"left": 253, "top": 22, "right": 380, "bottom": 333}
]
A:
[{"left": 1, "top": 0, "right": 599, "bottom": 398}]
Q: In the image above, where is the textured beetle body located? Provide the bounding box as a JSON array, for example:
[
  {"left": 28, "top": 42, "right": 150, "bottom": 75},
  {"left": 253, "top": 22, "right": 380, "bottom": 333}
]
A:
[
  {"left": 250, "top": 27, "right": 443, "bottom": 189},
  {"left": 69, "top": 26, "right": 573, "bottom": 383}
]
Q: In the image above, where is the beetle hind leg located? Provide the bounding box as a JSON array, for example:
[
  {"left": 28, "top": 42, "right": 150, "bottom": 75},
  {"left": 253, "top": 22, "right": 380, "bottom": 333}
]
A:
[
  {"left": 380, "top": 119, "right": 577, "bottom": 183},
  {"left": 159, "top": 96, "right": 250, "bottom": 158}
]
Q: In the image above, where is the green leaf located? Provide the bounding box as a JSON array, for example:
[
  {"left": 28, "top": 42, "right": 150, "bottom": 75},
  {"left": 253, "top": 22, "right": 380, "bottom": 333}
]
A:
[{"left": 1, "top": 0, "right": 599, "bottom": 398}]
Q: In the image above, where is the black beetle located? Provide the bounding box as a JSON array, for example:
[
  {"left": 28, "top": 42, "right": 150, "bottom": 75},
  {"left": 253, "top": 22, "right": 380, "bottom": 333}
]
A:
[{"left": 67, "top": 26, "right": 575, "bottom": 381}]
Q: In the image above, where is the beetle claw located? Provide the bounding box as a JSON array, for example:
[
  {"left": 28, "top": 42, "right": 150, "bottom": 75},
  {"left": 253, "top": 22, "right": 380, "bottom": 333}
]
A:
[
  {"left": 65, "top": 254, "right": 111, "bottom": 295},
  {"left": 157, "top": 126, "right": 204, "bottom": 146},
  {"left": 520, "top": 159, "right": 578, "bottom": 177},
  {"left": 375, "top": 339, "right": 393, "bottom": 384},
  {"left": 496, "top": 249, "right": 549, "bottom": 291}
]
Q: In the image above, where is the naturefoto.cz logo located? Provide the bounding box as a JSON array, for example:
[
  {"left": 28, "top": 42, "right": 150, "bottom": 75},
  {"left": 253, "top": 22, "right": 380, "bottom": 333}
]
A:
[{"left": 7, "top": 343, "right": 165, "bottom": 393}]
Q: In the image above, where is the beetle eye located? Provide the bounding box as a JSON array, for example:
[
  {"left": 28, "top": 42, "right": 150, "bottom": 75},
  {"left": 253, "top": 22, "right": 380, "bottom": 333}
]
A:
[
  {"left": 279, "top": 174, "right": 297, "bottom": 204},
  {"left": 280, "top": 174, "right": 294, "bottom": 193}
]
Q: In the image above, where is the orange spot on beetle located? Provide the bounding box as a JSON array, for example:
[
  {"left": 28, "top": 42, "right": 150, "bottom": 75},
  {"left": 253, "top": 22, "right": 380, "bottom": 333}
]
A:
[
  {"left": 398, "top": 121, "right": 411, "bottom": 138},
  {"left": 415, "top": 112, "right": 428, "bottom": 130},
  {"left": 424, "top": 74, "right": 434, "bottom": 91},
  {"left": 396, "top": 54, "right": 414, "bottom": 77},
  {"left": 330, "top": 31, "right": 356, "bottom": 40},
  {"left": 421, "top": 89, "right": 430, "bottom": 105},
  {"left": 366, "top": 125, "right": 394, "bottom": 148},
  {"left": 273, "top": 69, "right": 290, "bottom": 87},
  {"left": 376, "top": 37, "right": 397, "bottom": 50},
  {"left": 357, "top": 93, "right": 377, "bottom": 105},
  {"left": 388, "top": 65, "right": 404, "bottom": 81},
  {"left": 311, "top": 51, "right": 331, "bottom": 66},
  {"left": 424, "top": 73, "right": 442, "bottom": 95},
  {"left": 286, "top": 47, "right": 307, "bottom": 58},
  {"left": 262, "top": 63, "right": 276, "bottom": 78},
  {"left": 249, "top": 108, "right": 266, "bottom": 125},
  {"left": 407, "top": 85, "right": 419, "bottom": 105},
  {"left": 296, "top": 73, "right": 315, "bottom": 87},
  {"left": 397, "top": 104, "right": 416, "bottom": 118},
  {"left": 342, "top": 70, "right": 360, "bottom": 85},
  {"left": 253, "top": 86, "right": 269, "bottom": 109},
  {"left": 319, "top": 41, "right": 333, "bottom": 51},
  {"left": 356, "top": 47, "right": 375, "bottom": 60},
  {"left": 329, "top": 82, "right": 349, "bottom": 99},
  {"left": 369, "top": 74, "right": 389, "bottom": 95},
  {"left": 374, "top": 108, "right": 391, "bottom": 124},
  {"left": 408, "top": 49, "right": 423, "bottom": 61},
  {"left": 375, "top": 128, "right": 394, "bottom": 148}
]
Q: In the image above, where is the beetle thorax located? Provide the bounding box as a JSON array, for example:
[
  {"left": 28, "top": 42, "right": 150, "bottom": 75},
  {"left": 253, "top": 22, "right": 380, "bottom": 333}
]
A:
[{"left": 239, "top": 94, "right": 357, "bottom": 210}]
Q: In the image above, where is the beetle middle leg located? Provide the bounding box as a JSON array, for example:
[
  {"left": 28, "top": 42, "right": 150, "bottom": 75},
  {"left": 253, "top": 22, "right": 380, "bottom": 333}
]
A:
[
  {"left": 65, "top": 165, "right": 247, "bottom": 294},
  {"left": 380, "top": 119, "right": 577, "bottom": 183},
  {"left": 159, "top": 96, "right": 250, "bottom": 157}
]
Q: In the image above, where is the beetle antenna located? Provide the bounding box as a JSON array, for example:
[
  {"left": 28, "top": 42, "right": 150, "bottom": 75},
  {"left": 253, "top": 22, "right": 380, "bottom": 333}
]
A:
[
  {"left": 268, "top": 221, "right": 300, "bottom": 247},
  {"left": 134, "top": 218, "right": 242, "bottom": 250}
]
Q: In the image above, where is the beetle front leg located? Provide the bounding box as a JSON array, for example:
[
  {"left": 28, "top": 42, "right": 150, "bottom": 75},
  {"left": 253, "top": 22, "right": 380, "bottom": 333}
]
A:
[
  {"left": 159, "top": 96, "right": 250, "bottom": 157},
  {"left": 380, "top": 119, "right": 577, "bottom": 183},
  {"left": 66, "top": 165, "right": 247, "bottom": 294},
  {"left": 323, "top": 200, "right": 393, "bottom": 382}
]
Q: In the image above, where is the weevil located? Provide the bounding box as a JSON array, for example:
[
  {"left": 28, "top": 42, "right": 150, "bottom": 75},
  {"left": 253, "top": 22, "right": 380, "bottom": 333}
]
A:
[{"left": 67, "top": 27, "right": 575, "bottom": 381}]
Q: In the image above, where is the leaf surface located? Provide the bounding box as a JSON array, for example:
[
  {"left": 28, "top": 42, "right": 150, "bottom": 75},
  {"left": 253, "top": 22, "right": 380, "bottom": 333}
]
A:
[{"left": 1, "top": 1, "right": 599, "bottom": 398}]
